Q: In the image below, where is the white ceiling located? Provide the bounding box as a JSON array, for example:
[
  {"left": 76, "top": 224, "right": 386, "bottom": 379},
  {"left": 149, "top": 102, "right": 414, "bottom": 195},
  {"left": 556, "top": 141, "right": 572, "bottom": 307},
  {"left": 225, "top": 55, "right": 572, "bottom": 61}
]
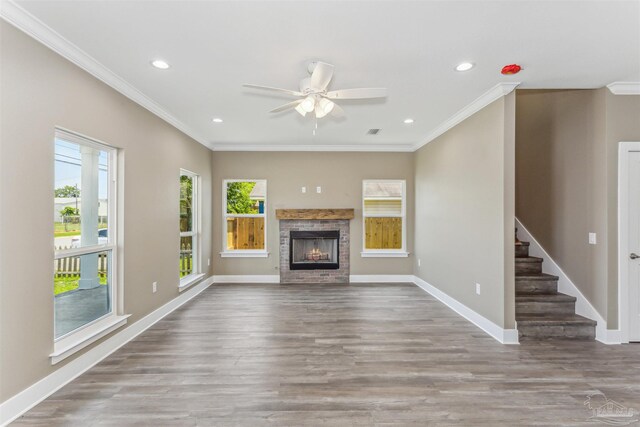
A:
[{"left": 9, "top": 0, "right": 640, "bottom": 151}]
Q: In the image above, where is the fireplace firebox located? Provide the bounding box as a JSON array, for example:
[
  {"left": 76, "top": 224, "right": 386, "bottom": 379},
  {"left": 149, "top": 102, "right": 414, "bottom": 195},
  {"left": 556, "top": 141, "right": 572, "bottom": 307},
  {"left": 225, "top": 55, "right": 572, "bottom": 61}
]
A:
[{"left": 289, "top": 230, "right": 339, "bottom": 270}]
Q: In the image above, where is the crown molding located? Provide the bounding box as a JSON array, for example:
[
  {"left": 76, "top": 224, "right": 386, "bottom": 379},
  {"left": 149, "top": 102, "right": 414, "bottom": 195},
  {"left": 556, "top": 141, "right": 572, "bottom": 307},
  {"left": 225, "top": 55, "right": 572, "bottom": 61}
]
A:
[
  {"left": 0, "top": 0, "right": 209, "bottom": 146},
  {"left": 413, "top": 82, "right": 520, "bottom": 151},
  {"left": 210, "top": 143, "right": 416, "bottom": 152},
  {"left": 607, "top": 82, "right": 640, "bottom": 95}
]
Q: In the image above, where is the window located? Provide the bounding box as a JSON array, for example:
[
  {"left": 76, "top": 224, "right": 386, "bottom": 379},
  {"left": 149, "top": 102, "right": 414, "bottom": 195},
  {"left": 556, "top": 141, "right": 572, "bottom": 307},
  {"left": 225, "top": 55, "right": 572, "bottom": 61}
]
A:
[
  {"left": 53, "top": 129, "right": 126, "bottom": 363},
  {"left": 180, "top": 170, "right": 200, "bottom": 284},
  {"left": 222, "top": 179, "right": 267, "bottom": 257},
  {"left": 362, "top": 180, "right": 408, "bottom": 257}
]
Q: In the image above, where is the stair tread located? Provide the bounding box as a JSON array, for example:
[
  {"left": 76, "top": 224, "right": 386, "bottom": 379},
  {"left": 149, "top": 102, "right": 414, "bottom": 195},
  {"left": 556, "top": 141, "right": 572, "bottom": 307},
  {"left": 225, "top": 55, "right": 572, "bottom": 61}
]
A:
[
  {"left": 515, "top": 256, "right": 543, "bottom": 262},
  {"left": 513, "top": 242, "right": 594, "bottom": 340},
  {"left": 516, "top": 313, "right": 597, "bottom": 326},
  {"left": 516, "top": 292, "right": 576, "bottom": 302},
  {"left": 515, "top": 273, "right": 559, "bottom": 281}
]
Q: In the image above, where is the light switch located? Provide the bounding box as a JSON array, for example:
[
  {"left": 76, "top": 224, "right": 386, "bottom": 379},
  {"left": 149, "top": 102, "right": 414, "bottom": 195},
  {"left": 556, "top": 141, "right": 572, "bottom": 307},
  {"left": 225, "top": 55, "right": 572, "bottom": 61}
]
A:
[
  {"left": 301, "top": 186, "right": 306, "bottom": 193},
  {"left": 589, "top": 233, "right": 597, "bottom": 245},
  {"left": 316, "top": 186, "right": 322, "bottom": 193}
]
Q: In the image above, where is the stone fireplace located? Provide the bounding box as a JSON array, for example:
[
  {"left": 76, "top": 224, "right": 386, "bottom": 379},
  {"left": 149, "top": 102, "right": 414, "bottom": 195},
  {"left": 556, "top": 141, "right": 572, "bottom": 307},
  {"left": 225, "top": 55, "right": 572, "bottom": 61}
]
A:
[{"left": 276, "top": 209, "right": 354, "bottom": 283}]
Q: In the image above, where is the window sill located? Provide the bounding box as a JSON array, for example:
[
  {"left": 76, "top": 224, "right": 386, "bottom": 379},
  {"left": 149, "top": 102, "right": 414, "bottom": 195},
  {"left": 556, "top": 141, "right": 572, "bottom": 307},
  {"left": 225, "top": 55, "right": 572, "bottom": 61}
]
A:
[
  {"left": 179, "top": 273, "right": 205, "bottom": 291},
  {"left": 50, "top": 314, "right": 131, "bottom": 365},
  {"left": 361, "top": 251, "right": 410, "bottom": 258},
  {"left": 220, "top": 251, "right": 269, "bottom": 258}
]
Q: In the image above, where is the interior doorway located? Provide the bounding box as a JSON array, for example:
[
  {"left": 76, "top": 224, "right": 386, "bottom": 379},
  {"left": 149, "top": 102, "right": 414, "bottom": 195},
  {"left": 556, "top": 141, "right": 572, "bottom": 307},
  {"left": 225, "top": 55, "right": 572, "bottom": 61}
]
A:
[{"left": 619, "top": 142, "right": 640, "bottom": 342}]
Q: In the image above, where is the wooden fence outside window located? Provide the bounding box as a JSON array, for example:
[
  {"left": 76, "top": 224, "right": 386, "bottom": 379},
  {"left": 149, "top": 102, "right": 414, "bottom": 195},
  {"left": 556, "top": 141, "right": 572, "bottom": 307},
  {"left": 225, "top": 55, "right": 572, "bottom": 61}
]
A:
[{"left": 226, "top": 217, "right": 265, "bottom": 250}]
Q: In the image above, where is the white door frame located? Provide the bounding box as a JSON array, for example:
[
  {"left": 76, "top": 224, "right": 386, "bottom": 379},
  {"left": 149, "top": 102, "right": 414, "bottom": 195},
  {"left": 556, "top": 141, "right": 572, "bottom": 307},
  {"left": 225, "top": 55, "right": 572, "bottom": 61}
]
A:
[{"left": 618, "top": 141, "right": 640, "bottom": 343}]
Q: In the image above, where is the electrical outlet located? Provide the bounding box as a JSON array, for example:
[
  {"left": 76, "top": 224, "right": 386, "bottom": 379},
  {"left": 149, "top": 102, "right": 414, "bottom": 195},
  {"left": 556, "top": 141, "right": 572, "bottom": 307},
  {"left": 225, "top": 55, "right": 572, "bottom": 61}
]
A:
[
  {"left": 152, "top": 282, "right": 157, "bottom": 293},
  {"left": 589, "top": 232, "right": 597, "bottom": 245},
  {"left": 301, "top": 186, "right": 307, "bottom": 193},
  {"left": 207, "top": 258, "right": 210, "bottom": 267},
  {"left": 316, "top": 186, "right": 322, "bottom": 193},
  {"left": 475, "top": 283, "right": 481, "bottom": 295},
  {"left": 417, "top": 259, "right": 421, "bottom": 267}
]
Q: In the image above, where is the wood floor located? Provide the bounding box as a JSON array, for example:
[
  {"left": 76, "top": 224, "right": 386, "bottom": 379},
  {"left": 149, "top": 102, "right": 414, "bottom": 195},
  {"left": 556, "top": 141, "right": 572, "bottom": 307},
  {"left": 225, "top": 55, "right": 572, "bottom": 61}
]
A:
[{"left": 13, "top": 283, "right": 640, "bottom": 426}]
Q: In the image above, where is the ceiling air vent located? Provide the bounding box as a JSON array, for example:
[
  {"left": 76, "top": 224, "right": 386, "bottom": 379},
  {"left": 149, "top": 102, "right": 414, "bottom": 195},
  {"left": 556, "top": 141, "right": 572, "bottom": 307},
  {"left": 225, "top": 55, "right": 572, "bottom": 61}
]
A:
[{"left": 366, "top": 128, "right": 381, "bottom": 135}]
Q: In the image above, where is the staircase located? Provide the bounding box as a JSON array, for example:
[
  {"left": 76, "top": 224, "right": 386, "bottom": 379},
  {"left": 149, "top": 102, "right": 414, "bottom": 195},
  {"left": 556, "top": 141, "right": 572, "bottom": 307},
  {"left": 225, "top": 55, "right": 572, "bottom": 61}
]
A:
[{"left": 515, "top": 240, "right": 596, "bottom": 340}]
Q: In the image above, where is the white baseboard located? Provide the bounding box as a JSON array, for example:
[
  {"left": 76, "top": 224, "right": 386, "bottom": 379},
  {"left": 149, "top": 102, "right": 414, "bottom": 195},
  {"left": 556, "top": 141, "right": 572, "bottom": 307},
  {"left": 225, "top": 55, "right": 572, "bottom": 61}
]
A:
[
  {"left": 212, "top": 275, "right": 280, "bottom": 283},
  {"left": 349, "top": 275, "right": 415, "bottom": 283},
  {"left": 0, "top": 277, "right": 213, "bottom": 427},
  {"left": 600, "top": 329, "right": 622, "bottom": 344},
  {"left": 412, "top": 276, "right": 519, "bottom": 344},
  {"left": 515, "top": 218, "right": 619, "bottom": 344}
]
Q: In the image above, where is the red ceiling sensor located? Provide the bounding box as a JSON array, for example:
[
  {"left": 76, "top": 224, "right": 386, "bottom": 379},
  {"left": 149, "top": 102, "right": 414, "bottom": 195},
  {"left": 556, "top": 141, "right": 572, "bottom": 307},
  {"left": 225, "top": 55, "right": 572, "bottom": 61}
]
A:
[{"left": 501, "top": 64, "right": 522, "bottom": 75}]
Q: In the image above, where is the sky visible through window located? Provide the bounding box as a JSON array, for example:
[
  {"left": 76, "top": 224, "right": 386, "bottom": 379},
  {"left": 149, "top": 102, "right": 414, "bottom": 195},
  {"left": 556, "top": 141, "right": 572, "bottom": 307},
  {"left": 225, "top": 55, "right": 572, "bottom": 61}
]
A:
[{"left": 54, "top": 139, "right": 108, "bottom": 199}]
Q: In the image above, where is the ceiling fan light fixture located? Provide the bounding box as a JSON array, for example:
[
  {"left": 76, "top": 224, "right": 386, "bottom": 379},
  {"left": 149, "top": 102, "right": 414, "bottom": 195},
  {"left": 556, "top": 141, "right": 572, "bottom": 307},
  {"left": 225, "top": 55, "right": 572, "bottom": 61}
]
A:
[
  {"left": 295, "top": 103, "right": 307, "bottom": 117},
  {"left": 319, "top": 98, "right": 335, "bottom": 115},
  {"left": 301, "top": 96, "right": 316, "bottom": 113},
  {"left": 315, "top": 105, "right": 328, "bottom": 119}
]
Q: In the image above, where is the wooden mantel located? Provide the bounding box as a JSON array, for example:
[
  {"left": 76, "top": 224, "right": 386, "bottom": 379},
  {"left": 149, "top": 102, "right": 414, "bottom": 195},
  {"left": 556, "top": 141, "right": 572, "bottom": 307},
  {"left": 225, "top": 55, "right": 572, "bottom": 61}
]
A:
[{"left": 275, "top": 208, "right": 355, "bottom": 220}]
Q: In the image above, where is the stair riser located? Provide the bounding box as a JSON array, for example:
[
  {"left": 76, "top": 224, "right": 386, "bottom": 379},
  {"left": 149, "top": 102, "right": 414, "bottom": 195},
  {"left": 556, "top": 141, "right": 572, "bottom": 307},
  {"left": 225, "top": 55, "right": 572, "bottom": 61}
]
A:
[
  {"left": 518, "top": 324, "right": 595, "bottom": 340},
  {"left": 516, "top": 280, "right": 558, "bottom": 294},
  {"left": 515, "top": 261, "right": 542, "bottom": 274},
  {"left": 516, "top": 301, "right": 575, "bottom": 315},
  {"left": 513, "top": 241, "right": 595, "bottom": 341}
]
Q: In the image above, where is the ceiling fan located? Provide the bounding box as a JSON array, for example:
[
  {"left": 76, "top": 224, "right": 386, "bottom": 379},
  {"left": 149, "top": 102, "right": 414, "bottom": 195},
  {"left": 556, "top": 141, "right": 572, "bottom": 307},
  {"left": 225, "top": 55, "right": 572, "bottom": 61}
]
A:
[{"left": 243, "top": 61, "right": 387, "bottom": 119}]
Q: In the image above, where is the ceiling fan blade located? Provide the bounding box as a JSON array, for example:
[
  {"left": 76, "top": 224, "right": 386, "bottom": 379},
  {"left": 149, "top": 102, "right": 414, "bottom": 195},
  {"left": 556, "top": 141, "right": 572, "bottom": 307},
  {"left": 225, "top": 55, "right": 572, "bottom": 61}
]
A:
[
  {"left": 310, "top": 62, "right": 334, "bottom": 90},
  {"left": 330, "top": 103, "right": 345, "bottom": 118},
  {"left": 269, "top": 99, "right": 303, "bottom": 113},
  {"left": 325, "top": 88, "right": 387, "bottom": 99},
  {"left": 243, "top": 84, "right": 303, "bottom": 97}
]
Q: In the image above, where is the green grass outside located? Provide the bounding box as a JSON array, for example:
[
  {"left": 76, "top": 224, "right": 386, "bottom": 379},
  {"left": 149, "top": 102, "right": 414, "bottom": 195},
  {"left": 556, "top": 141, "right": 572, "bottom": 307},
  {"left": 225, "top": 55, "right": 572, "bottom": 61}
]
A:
[
  {"left": 55, "top": 230, "right": 81, "bottom": 238},
  {"left": 55, "top": 256, "right": 192, "bottom": 295},
  {"left": 54, "top": 222, "right": 107, "bottom": 238},
  {"left": 180, "top": 254, "right": 193, "bottom": 278},
  {"left": 54, "top": 275, "right": 107, "bottom": 296}
]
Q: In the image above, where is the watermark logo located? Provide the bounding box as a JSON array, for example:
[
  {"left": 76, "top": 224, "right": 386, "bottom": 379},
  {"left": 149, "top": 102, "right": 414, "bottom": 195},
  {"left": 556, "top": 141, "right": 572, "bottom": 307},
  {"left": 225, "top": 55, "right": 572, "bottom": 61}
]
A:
[{"left": 584, "top": 393, "right": 639, "bottom": 425}]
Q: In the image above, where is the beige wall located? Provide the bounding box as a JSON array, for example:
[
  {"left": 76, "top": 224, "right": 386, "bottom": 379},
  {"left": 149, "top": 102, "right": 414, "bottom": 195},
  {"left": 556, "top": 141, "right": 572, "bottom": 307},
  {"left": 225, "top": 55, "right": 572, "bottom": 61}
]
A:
[
  {"left": 515, "top": 89, "right": 640, "bottom": 328},
  {"left": 414, "top": 95, "right": 516, "bottom": 329},
  {"left": 515, "top": 90, "right": 608, "bottom": 317},
  {"left": 0, "top": 22, "right": 213, "bottom": 402},
  {"left": 211, "top": 152, "right": 414, "bottom": 276}
]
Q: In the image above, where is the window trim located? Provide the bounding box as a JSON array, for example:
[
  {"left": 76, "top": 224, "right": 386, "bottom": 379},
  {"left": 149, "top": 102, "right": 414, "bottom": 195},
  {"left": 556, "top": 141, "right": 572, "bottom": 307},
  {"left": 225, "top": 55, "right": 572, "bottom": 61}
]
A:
[
  {"left": 361, "top": 179, "right": 408, "bottom": 257},
  {"left": 53, "top": 128, "right": 122, "bottom": 362},
  {"left": 180, "top": 169, "right": 200, "bottom": 286},
  {"left": 50, "top": 314, "right": 130, "bottom": 365},
  {"left": 221, "top": 179, "right": 268, "bottom": 257}
]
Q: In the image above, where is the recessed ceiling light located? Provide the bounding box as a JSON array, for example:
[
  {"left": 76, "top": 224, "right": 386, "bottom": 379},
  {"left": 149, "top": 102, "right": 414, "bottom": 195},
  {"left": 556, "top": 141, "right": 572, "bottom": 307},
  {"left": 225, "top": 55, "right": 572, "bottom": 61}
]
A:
[
  {"left": 455, "top": 62, "right": 474, "bottom": 72},
  {"left": 404, "top": 118, "right": 414, "bottom": 124},
  {"left": 212, "top": 118, "right": 223, "bottom": 123},
  {"left": 151, "top": 59, "right": 170, "bottom": 70}
]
